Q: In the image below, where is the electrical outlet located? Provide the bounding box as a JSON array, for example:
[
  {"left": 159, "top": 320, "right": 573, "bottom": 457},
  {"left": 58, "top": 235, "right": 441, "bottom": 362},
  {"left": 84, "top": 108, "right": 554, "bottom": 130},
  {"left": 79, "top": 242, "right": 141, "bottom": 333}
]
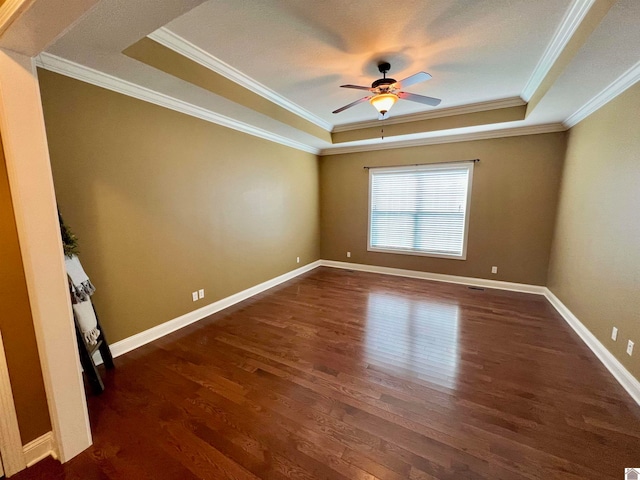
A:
[
  {"left": 347, "top": 251, "right": 351, "bottom": 258},
  {"left": 627, "top": 340, "right": 634, "bottom": 356},
  {"left": 296, "top": 256, "right": 300, "bottom": 263},
  {"left": 198, "top": 289, "right": 204, "bottom": 299},
  {"left": 192, "top": 291, "right": 198, "bottom": 302},
  {"left": 611, "top": 327, "right": 618, "bottom": 341},
  {"left": 491, "top": 266, "right": 498, "bottom": 274}
]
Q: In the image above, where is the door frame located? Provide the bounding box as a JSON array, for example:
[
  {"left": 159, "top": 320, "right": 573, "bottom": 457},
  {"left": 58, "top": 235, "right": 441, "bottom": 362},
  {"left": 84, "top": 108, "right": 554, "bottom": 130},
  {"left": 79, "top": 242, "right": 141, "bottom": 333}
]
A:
[
  {"left": 0, "top": 49, "right": 92, "bottom": 464},
  {"left": 0, "top": 329, "right": 27, "bottom": 476}
]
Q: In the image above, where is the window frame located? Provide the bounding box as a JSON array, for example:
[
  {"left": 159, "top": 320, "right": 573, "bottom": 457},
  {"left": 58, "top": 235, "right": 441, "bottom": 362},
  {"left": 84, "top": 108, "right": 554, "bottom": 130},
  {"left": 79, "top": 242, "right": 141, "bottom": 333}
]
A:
[{"left": 367, "top": 162, "right": 474, "bottom": 260}]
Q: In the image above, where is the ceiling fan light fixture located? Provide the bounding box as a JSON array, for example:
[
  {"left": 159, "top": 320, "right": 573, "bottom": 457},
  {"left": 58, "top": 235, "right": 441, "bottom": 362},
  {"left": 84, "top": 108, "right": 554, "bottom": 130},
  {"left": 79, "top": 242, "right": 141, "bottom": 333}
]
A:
[{"left": 370, "top": 93, "right": 398, "bottom": 115}]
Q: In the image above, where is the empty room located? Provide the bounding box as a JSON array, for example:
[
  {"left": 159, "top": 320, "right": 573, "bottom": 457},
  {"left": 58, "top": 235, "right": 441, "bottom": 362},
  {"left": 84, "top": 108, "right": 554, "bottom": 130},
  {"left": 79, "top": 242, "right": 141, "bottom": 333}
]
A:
[{"left": 0, "top": 0, "right": 639, "bottom": 479}]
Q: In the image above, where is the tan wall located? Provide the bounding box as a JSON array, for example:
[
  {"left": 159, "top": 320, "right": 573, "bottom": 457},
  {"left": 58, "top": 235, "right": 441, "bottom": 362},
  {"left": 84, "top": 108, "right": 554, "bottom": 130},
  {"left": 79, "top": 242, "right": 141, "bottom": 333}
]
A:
[
  {"left": 38, "top": 69, "right": 320, "bottom": 343},
  {"left": 331, "top": 106, "right": 526, "bottom": 143},
  {"left": 0, "top": 135, "right": 51, "bottom": 443},
  {"left": 123, "top": 38, "right": 331, "bottom": 143},
  {"left": 320, "top": 133, "right": 566, "bottom": 285},
  {"left": 548, "top": 82, "right": 640, "bottom": 380}
]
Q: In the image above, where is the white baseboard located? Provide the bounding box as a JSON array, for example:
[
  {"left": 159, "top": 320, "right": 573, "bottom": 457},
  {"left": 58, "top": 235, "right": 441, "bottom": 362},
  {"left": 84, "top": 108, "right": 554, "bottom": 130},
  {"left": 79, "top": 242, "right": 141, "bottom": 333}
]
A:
[
  {"left": 89, "top": 257, "right": 639, "bottom": 409},
  {"left": 23, "top": 431, "right": 56, "bottom": 467},
  {"left": 95, "top": 261, "right": 322, "bottom": 363},
  {"left": 94, "top": 259, "right": 543, "bottom": 364},
  {"left": 319, "top": 260, "right": 546, "bottom": 295},
  {"left": 543, "top": 288, "right": 640, "bottom": 406},
  {"left": 321, "top": 261, "right": 640, "bottom": 406}
]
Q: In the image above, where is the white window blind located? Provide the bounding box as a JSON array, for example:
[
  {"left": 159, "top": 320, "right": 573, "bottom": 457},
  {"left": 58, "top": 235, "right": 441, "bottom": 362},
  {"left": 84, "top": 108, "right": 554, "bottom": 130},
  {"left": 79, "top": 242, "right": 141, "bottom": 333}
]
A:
[{"left": 368, "top": 162, "right": 474, "bottom": 259}]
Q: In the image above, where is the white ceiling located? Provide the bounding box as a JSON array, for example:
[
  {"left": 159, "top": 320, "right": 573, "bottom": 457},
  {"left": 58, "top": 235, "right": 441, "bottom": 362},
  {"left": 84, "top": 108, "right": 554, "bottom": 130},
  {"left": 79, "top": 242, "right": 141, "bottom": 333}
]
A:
[
  {"left": 40, "top": 0, "right": 640, "bottom": 153},
  {"left": 164, "top": 0, "right": 569, "bottom": 125}
]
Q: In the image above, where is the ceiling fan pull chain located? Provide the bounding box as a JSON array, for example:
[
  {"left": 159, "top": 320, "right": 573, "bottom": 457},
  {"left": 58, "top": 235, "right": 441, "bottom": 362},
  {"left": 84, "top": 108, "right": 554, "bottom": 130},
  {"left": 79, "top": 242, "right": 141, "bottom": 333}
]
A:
[{"left": 381, "top": 127, "right": 384, "bottom": 140}]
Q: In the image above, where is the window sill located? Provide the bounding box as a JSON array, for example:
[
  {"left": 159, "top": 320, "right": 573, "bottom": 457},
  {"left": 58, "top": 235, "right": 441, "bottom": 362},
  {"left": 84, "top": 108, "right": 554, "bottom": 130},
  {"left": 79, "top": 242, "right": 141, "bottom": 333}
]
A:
[{"left": 368, "top": 246, "right": 467, "bottom": 261}]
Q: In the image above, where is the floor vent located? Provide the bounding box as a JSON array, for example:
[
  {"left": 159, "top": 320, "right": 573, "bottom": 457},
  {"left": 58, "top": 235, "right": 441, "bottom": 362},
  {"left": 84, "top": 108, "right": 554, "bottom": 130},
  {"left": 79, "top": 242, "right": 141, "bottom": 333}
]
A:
[{"left": 468, "top": 286, "right": 485, "bottom": 291}]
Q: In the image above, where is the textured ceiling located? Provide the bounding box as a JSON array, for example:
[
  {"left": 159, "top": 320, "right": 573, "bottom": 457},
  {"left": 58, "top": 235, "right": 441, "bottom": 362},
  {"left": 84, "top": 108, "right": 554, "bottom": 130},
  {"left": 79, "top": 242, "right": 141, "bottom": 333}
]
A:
[
  {"left": 164, "top": 0, "right": 571, "bottom": 125},
  {"left": 40, "top": 0, "right": 640, "bottom": 152}
]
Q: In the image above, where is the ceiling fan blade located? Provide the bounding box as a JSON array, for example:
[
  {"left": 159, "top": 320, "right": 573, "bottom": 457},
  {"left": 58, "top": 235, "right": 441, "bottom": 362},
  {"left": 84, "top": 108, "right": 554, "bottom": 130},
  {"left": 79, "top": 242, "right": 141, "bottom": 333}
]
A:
[
  {"left": 340, "top": 84, "right": 374, "bottom": 91},
  {"left": 397, "top": 91, "right": 441, "bottom": 106},
  {"left": 332, "top": 96, "right": 372, "bottom": 114},
  {"left": 391, "top": 72, "right": 432, "bottom": 90}
]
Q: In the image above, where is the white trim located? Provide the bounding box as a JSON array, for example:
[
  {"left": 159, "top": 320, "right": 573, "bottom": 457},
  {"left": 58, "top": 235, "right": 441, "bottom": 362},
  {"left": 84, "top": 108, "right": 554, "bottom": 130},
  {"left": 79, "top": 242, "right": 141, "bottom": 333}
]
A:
[
  {"left": 94, "top": 261, "right": 322, "bottom": 363},
  {"left": 522, "top": 0, "right": 596, "bottom": 101},
  {"left": 320, "top": 260, "right": 546, "bottom": 295},
  {"left": 543, "top": 288, "right": 640, "bottom": 406},
  {"left": 23, "top": 432, "right": 56, "bottom": 467},
  {"left": 564, "top": 60, "right": 640, "bottom": 127},
  {"left": 0, "top": 49, "right": 91, "bottom": 463},
  {"left": 0, "top": 330, "right": 27, "bottom": 476},
  {"left": 148, "top": 28, "right": 333, "bottom": 132},
  {"left": 93, "top": 258, "right": 543, "bottom": 365},
  {"left": 321, "top": 123, "right": 566, "bottom": 156},
  {"left": 367, "top": 161, "right": 474, "bottom": 261},
  {"left": 86, "top": 257, "right": 640, "bottom": 409},
  {"left": 332, "top": 97, "right": 525, "bottom": 133},
  {"left": 35, "top": 53, "right": 320, "bottom": 155}
]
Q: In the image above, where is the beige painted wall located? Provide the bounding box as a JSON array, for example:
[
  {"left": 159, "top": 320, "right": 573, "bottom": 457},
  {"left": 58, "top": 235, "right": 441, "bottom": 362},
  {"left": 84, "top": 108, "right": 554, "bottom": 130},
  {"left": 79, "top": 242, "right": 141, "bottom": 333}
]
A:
[
  {"left": 320, "top": 133, "right": 566, "bottom": 285},
  {"left": 331, "top": 106, "right": 526, "bottom": 144},
  {"left": 124, "top": 38, "right": 331, "bottom": 143},
  {"left": 38, "top": 69, "right": 320, "bottom": 343},
  {"left": 548, "top": 82, "right": 640, "bottom": 380},
  {"left": 0, "top": 135, "right": 51, "bottom": 444}
]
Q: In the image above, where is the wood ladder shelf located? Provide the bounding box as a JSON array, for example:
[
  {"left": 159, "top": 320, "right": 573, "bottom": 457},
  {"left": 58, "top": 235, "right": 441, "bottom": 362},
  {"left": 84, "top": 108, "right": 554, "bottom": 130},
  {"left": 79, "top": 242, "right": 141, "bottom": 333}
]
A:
[{"left": 74, "top": 304, "right": 114, "bottom": 395}]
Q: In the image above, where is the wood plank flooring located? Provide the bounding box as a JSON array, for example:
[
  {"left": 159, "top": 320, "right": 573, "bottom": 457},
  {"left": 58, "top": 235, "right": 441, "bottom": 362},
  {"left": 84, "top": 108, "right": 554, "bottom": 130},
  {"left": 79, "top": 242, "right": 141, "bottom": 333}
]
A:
[{"left": 13, "top": 267, "right": 640, "bottom": 479}]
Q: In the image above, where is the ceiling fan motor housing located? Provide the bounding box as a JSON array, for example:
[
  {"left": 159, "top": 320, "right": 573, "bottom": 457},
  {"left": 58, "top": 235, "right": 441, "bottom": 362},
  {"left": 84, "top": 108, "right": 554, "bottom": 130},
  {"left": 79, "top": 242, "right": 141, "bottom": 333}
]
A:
[
  {"left": 371, "top": 78, "right": 397, "bottom": 90},
  {"left": 373, "top": 62, "right": 395, "bottom": 90}
]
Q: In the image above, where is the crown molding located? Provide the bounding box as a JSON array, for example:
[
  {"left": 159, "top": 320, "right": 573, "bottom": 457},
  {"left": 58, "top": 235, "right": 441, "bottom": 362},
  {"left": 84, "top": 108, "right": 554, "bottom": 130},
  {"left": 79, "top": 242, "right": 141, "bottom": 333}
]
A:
[
  {"left": 564, "top": 60, "right": 640, "bottom": 128},
  {"left": 522, "top": 0, "right": 595, "bottom": 102},
  {"left": 332, "top": 97, "right": 525, "bottom": 133},
  {"left": 149, "top": 27, "right": 334, "bottom": 133},
  {"left": 320, "top": 123, "right": 566, "bottom": 156},
  {"left": 35, "top": 52, "right": 320, "bottom": 155}
]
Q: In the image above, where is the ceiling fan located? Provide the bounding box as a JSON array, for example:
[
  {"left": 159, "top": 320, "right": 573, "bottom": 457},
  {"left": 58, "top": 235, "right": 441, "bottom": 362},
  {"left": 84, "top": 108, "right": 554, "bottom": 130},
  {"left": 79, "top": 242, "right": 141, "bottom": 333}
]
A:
[{"left": 332, "top": 62, "right": 441, "bottom": 120}]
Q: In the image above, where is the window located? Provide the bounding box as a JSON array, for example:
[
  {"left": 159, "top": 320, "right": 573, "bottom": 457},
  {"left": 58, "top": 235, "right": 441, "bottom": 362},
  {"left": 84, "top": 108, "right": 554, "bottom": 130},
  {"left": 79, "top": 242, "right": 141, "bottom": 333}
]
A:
[{"left": 368, "top": 162, "right": 474, "bottom": 259}]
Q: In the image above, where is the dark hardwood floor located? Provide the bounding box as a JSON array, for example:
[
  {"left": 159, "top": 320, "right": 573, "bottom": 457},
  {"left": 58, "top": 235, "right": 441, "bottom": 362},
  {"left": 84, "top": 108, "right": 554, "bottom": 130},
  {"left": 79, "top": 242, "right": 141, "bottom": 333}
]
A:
[{"left": 13, "top": 267, "right": 640, "bottom": 479}]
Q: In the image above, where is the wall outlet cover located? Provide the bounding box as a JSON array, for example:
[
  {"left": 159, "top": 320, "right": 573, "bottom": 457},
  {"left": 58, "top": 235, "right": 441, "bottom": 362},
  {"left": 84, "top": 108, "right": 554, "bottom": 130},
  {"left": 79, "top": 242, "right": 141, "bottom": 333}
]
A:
[
  {"left": 347, "top": 251, "right": 351, "bottom": 258},
  {"left": 627, "top": 340, "right": 634, "bottom": 356},
  {"left": 611, "top": 327, "right": 618, "bottom": 341},
  {"left": 491, "top": 266, "right": 498, "bottom": 274},
  {"left": 192, "top": 291, "right": 198, "bottom": 302},
  {"left": 198, "top": 289, "right": 204, "bottom": 299}
]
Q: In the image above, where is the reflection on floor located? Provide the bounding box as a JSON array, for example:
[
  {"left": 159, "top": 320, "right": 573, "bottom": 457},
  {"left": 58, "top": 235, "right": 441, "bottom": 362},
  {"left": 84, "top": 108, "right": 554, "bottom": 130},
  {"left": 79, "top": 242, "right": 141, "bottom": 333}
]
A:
[
  {"left": 12, "top": 267, "right": 640, "bottom": 480},
  {"left": 366, "top": 292, "right": 459, "bottom": 389}
]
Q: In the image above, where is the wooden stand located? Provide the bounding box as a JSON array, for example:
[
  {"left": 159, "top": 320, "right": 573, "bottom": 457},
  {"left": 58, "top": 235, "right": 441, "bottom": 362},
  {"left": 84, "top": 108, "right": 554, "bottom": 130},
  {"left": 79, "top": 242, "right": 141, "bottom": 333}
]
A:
[{"left": 74, "top": 304, "right": 114, "bottom": 395}]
